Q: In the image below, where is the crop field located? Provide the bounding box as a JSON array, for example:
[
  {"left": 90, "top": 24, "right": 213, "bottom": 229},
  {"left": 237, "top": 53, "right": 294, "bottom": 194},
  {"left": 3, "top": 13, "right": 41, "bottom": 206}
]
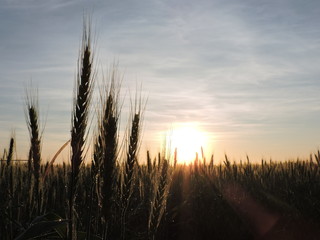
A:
[
  {"left": 1, "top": 22, "right": 320, "bottom": 240},
  {"left": 1, "top": 156, "right": 320, "bottom": 239}
]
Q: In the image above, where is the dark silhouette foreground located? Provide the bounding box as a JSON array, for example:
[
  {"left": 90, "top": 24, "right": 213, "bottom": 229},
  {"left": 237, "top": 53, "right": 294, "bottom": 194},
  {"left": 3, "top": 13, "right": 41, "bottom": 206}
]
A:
[{"left": 222, "top": 183, "right": 320, "bottom": 240}]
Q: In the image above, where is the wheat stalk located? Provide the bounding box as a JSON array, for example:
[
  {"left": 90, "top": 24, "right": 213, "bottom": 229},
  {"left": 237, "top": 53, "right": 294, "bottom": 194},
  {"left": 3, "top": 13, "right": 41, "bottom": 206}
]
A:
[
  {"left": 148, "top": 158, "right": 169, "bottom": 240},
  {"left": 69, "top": 19, "right": 94, "bottom": 240},
  {"left": 6, "top": 137, "right": 14, "bottom": 166},
  {"left": 120, "top": 107, "right": 143, "bottom": 239},
  {"left": 25, "top": 87, "right": 42, "bottom": 215},
  {"left": 123, "top": 111, "right": 141, "bottom": 204},
  {"left": 96, "top": 66, "right": 121, "bottom": 238},
  {"left": 147, "top": 150, "right": 152, "bottom": 174}
]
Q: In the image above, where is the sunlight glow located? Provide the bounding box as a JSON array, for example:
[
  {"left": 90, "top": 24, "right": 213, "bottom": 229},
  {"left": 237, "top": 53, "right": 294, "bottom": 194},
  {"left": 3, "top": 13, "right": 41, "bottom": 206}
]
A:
[{"left": 168, "top": 123, "right": 208, "bottom": 164}]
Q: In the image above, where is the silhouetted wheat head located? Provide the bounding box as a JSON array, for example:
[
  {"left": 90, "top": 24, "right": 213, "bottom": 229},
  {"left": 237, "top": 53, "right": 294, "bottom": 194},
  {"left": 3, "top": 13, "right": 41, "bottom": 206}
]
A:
[
  {"left": 123, "top": 94, "right": 145, "bottom": 206},
  {"left": 122, "top": 113, "right": 140, "bottom": 204},
  {"left": 6, "top": 136, "right": 15, "bottom": 166},
  {"left": 69, "top": 19, "right": 94, "bottom": 239},
  {"left": 119, "top": 93, "right": 146, "bottom": 239},
  {"left": 93, "top": 65, "right": 122, "bottom": 239},
  {"left": 25, "top": 87, "right": 42, "bottom": 215},
  {"left": 148, "top": 158, "right": 169, "bottom": 240},
  {"left": 70, "top": 23, "right": 93, "bottom": 185}
]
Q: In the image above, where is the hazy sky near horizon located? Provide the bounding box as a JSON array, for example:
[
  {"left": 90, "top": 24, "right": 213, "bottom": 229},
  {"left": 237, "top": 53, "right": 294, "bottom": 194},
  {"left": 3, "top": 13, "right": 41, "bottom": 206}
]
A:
[{"left": 1, "top": 0, "right": 320, "bottom": 163}]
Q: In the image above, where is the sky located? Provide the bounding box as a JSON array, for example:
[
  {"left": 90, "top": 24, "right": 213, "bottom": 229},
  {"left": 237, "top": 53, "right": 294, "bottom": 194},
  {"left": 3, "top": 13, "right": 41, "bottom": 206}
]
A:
[{"left": 1, "top": 0, "right": 320, "bottom": 163}]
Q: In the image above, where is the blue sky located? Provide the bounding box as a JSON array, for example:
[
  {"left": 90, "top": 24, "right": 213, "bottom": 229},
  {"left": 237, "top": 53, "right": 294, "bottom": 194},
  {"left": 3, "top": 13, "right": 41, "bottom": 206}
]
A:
[{"left": 1, "top": 0, "right": 320, "bottom": 163}]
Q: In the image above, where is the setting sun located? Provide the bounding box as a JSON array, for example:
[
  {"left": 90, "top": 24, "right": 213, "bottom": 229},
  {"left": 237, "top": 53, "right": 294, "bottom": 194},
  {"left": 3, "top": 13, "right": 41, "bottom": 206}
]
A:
[{"left": 169, "top": 123, "right": 208, "bottom": 164}]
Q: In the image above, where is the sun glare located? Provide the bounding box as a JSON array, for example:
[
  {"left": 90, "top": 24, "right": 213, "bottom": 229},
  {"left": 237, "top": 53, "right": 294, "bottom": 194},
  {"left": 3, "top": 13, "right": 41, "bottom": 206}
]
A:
[{"left": 169, "top": 123, "right": 208, "bottom": 164}]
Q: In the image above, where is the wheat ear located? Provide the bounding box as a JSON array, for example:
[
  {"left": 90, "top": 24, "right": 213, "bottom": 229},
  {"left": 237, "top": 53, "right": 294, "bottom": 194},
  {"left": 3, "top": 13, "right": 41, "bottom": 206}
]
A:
[
  {"left": 6, "top": 137, "right": 14, "bottom": 166},
  {"left": 98, "top": 66, "right": 121, "bottom": 238},
  {"left": 148, "top": 159, "right": 169, "bottom": 240},
  {"left": 25, "top": 87, "right": 42, "bottom": 215},
  {"left": 69, "top": 20, "right": 94, "bottom": 240}
]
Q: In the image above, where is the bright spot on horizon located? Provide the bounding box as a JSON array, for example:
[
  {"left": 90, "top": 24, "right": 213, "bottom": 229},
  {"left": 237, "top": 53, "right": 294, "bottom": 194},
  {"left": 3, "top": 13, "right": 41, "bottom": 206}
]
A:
[{"left": 169, "top": 123, "right": 208, "bottom": 164}]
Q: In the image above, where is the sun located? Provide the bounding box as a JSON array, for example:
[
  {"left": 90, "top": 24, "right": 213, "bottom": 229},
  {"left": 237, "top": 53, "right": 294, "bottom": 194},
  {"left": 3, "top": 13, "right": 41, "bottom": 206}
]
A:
[{"left": 168, "top": 123, "right": 208, "bottom": 164}]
